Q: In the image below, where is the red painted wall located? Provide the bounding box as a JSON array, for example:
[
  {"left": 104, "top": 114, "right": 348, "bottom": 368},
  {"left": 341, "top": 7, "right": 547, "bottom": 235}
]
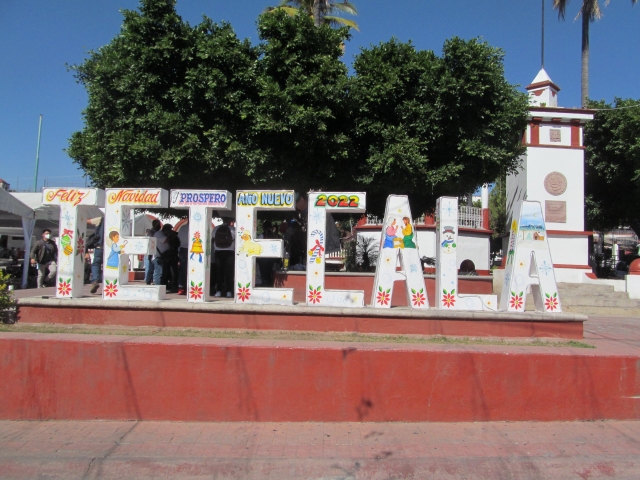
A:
[
  {"left": 274, "top": 273, "right": 493, "bottom": 307},
  {"left": 1, "top": 334, "right": 638, "bottom": 422}
]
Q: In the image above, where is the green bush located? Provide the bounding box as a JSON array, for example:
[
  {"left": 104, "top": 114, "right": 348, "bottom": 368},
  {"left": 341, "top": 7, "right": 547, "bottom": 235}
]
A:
[{"left": 0, "top": 271, "right": 16, "bottom": 324}]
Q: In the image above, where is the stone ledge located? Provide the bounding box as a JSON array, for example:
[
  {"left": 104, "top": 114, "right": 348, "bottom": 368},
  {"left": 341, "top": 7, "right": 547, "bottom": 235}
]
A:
[{"left": 17, "top": 296, "right": 587, "bottom": 323}]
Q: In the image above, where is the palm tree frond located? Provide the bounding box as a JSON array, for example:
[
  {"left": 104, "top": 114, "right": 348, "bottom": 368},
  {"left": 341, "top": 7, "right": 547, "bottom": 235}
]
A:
[
  {"left": 266, "top": 5, "right": 303, "bottom": 17},
  {"left": 323, "top": 15, "right": 359, "bottom": 31},
  {"left": 553, "top": 0, "right": 568, "bottom": 20},
  {"left": 586, "top": 1, "right": 604, "bottom": 21},
  {"left": 332, "top": 1, "right": 358, "bottom": 15}
]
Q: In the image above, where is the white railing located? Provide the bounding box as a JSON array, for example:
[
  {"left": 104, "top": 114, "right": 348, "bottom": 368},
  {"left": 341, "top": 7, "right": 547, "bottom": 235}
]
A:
[
  {"left": 364, "top": 207, "right": 485, "bottom": 230},
  {"left": 365, "top": 214, "right": 423, "bottom": 226},
  {"left": 326, "top": 248, "right": 347, "bottom": 259},
  {"left": 457, "top": 206, "right": 484, "bottom": 229},
  {"left": 365, "top": 214, "right": 382, "bottom": 225}
]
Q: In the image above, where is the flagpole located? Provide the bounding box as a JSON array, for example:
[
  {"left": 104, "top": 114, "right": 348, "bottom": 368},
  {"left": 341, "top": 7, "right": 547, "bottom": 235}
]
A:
[
  {"left": 541, "top": 0, "right": 545, "bottom": 68},
  {"left": 33, "top": 114, "right": 43, "bottom": 192}
]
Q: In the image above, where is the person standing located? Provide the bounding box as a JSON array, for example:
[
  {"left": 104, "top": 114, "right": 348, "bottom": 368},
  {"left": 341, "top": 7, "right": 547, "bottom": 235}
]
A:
[
  {"left": 160, "top": 224, "right": 180, "bottom": 293},
  {"left": 153, "top": 225, "right": 168, "bottom": 286},
  {"left": 212, "top": 219, "right": 235, "bottom": 298},
  {"left": 87, "top": 217, "right": 104, "bottom": 293},
  {"left": 177, "top": 222, "right": 189, "bottom": 295},
  {"left": 257, "top": 220, "right": 277, "bottom": 287},
  {"left": 145, "top": 219, "right": 161, "bottom": 285},
  {"left": 30, "top": 229, "right": 58, "bottom": 288}
]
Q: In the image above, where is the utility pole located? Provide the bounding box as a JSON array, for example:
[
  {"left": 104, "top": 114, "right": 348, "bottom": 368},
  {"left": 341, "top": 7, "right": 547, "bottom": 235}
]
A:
[
  {"left": 33, "top": 114, "right": 43, "bottom": 192},
  {"left": 541, "top": 0, "right": 545, "bottom": 69}
]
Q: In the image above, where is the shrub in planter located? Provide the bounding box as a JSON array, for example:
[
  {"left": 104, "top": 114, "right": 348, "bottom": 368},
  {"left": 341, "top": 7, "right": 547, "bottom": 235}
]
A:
[{"left": 0, "top": 271, "right": 16, "bottom": 324}]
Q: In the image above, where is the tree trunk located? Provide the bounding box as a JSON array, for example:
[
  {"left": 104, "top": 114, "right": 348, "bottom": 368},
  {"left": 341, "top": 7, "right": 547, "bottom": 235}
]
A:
[
  {"left": 581, "top": 10, "right": 590, "bottom": 108},
  {"left": 313, "top": 0, "right": 322, "bottom": 27}
]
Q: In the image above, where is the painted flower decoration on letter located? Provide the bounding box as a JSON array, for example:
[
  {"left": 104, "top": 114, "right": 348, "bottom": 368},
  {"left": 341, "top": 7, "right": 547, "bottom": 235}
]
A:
[
  {"left": 376, "top": 286, "right": 391, "bottom": 306},
  {"left": 411, "top": 288, "right": 426, "bottom": 307},
  {"left": 104, "top": 279, "right": 118, "bottom": 298},
  {"left": 510, "top": 291, "right": 524, "bottom": 310},
  {"left": 544, "top": 292, "right": 559, "bottom": 311},
  {"left": 57, "top": 277, "right": 71, "bottom": 296},
  {"left": 237, "top": 282, "right": 251, "bottom": 302},
  {"left": 189, "top": 281, "right": 203, "bottom": 300},
  {"left": 76, "top": 230, "right": 85, "bottom": 257},
  {"left": 442, "top": 289, "right": 456, "bottom": 308},
  {"left": 308, "top": 285, "right": 322, "bottom": 304}
]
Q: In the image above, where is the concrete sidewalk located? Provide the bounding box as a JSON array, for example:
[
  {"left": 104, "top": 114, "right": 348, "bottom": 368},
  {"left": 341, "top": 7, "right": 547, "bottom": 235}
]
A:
[{"left": 1, "top": 420, "right": 640, "bottom": 479}]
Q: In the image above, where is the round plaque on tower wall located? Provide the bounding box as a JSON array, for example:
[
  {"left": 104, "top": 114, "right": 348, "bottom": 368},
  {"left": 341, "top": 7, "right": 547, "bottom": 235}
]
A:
[{"left": 544, "top": 172, "right": 567, "bottom": 196}]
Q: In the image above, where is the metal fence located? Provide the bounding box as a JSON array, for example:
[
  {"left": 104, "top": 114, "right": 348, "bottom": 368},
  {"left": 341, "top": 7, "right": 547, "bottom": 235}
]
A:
[
  {"left": 326, "top": 249, "right": 347, "bottom": 259},
  {"left": 364, "top": 207, "right": 484, "bottom": 230},
  {"left": 457, "top": 206, "right": 484, "bottom": 229}
]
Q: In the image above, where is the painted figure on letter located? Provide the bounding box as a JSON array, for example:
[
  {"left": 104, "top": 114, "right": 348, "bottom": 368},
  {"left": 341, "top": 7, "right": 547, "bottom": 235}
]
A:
[
  {"left": 401, "top": 217, "right": 416, "bottom": 249},
  {"left": 106, "top": 230, "right": 125, "bottom": 270},
  {"left": 383, "top": 219, "right": 401, "bottom": 249}
]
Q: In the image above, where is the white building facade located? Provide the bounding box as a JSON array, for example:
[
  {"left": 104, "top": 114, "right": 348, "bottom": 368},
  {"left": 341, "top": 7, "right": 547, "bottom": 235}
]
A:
[{"left": 505, "top": 68, "right": 594, "bottom": 283}]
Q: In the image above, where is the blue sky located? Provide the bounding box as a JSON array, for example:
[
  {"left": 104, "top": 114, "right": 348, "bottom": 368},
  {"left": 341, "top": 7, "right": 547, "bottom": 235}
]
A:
[{"left": 1, "top": 0, "right": 638, "bottom": 192}]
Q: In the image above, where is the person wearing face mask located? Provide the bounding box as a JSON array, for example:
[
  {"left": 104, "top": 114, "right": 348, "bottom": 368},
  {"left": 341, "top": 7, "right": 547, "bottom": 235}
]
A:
[{"left": 30, "top": 228, "right": 59, "bottom": 288}]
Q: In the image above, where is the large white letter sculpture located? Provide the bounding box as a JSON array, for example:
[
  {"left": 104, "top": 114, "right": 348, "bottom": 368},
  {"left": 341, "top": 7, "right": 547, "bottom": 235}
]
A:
[
  {"left": 170, "top": 190, "right": 232, "bottom": 302},
  {"left": 306, "top": 192, "right": 366, "bottom": 307},
  {"left": 235, "top": 190, "right": 295, "bottom": 305},
  {"left": 43, "top": 188, "right": 105, "bottom": 298},
  {"left": 435, "top": 197, "right": 497, "bottom": 310},
  {"left": 372, "top": 195, "right": 428, "bottom": 309},
  {"left": 499, "top": 201, "right": 562, "bottom": 312},
  {"left": 103, "top": 188, "right": 168, "bottom": 301}
]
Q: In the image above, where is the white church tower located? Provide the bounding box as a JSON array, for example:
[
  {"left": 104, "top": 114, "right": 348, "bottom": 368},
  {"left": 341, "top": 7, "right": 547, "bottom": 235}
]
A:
[{"left": 505, "top": 68, "right": 595, "bottom": 283}]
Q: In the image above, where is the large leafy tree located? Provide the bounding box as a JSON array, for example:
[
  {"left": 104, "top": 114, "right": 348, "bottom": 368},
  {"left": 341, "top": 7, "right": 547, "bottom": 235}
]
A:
[
  {"left": 68, "top": 0, "right": 528, "bottom": 217},
  {"left": 266, "top": 0, "right": 358, "bottom": 30},
  {"left": 584, "top": 98, "right": 640, "bottom": 235},
  {"left": 251, "top": 11, "right": 354, "bottom": 192},
  {"left": 67, "top": 0, "right": 259, "bottom": 191},
  {"left": 553, "top": 0, "right": 637, "bottom": 108},
  {"left": 350, "top": 37, "right": 529, "bottom": 214}
]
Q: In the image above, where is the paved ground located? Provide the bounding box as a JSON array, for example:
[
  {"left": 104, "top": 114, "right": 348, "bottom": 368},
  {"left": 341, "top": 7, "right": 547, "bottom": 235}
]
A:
[
  {"left": 5, "top": 288, "right": 640, "bottom": 478},
  {"left": 2, "top": 420, "right": 640, "bottom": 479}
]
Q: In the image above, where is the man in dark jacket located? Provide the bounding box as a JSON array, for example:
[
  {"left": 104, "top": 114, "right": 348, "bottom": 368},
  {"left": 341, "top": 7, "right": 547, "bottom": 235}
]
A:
[
  {"left": 30, "top": 228, "right": 58, "bottom": 288},
  {"left": 88, "top": 217, "right": 104, "bottom": 293}
]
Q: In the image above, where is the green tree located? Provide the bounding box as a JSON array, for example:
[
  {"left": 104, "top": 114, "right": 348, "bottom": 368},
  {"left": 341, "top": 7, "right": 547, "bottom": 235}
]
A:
[
  {"left": 266, "top": 0, "right": 358, "bottom": 30},
  {"left": 67, "top": 0, "right": 259, "bottom": 191},
  {"left": 584, "top": 98, "right": 640, "bottom": 235},
  {"left": 68, "top": 0, "right": 528, "bottom": 215},
  {"left": 489, "top": 177, "right": 507, "bottom": 237},
  {"left": 350, "top": 37, "right": 529, "bottom": 215},
  {"left": 553, "top": 0, "right": 637, "bottom": 108},
  {"left": 251, "top": 10, "right": 354, "bottom": 192}
]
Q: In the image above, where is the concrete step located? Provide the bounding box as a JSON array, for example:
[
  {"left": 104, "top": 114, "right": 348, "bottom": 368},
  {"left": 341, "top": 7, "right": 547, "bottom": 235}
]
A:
[
  {"left": 562, "top": 297, "right": 640, "bottom": 308},
  {"left": 523, "top": 280, "right": 640, "bottom": 315},
  {"left": 563, "top": 305, "right": 640, "bottom": 317},
  {"left": 526, "top": 294, "right": 638, "bottom": 306},
  {"left": 557, "top": 283, "right": 616, "bottom": 294},
  {"left": 524, "top": 298, "right": 640, "bottom": 316},
  {"left": 559, "top": 292, "right": 636, "bottom": 302}
]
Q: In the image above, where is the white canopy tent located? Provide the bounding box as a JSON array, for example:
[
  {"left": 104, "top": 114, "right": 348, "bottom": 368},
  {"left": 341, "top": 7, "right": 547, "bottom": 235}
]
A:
[
  {"left": 0, "top": 189, "right": 34, "bottom": 219},
  {"left": 11, "top": 192, "right": 103, "bottom": 221},
  {"left": 1, "top": 190, "right": 186, "bottom": 285},
  {"left": 0, "top": 189, "right": 35, "bottom": 288}
]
